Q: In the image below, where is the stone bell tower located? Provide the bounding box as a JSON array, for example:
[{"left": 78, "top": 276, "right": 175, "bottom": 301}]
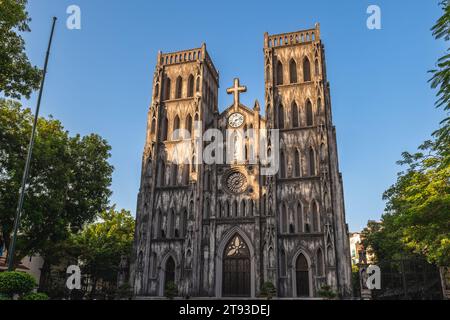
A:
[
  {"left": 130, "top": 44, "right": 220, "bottom": 297},
  {"left": 263, "top": 24, "right": 352, "bottom": 297}
]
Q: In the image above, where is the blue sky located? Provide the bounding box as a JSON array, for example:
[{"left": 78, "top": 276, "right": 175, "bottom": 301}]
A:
[{"left": 18, "top": 0, "right": 446, "bottom": 231}]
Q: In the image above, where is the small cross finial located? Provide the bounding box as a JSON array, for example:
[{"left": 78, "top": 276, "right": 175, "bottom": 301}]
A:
[{"left": 227, "top": 78, "right": 247, "bottom": 110}]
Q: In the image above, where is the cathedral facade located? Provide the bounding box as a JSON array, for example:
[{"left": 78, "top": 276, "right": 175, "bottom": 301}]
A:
[{"left": 130, "top": 24, "right": 353, "bottom": 298}]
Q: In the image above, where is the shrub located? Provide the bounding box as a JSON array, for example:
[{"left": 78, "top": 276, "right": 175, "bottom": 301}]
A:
[
  {"left": 165, "top": 281, "right": 178, "bottom": 300},
  {"left": 21, "top": 292, "right": 49, "bottom": 300},
  {"left": 317, "top": 285, "right": 337, "bottom": 299},
  {"left": 260, "top": 282, "right": 277, "bottom": 299},
  {"left": 0, "top": 294, "right": 11, "bottom": 300},
  {"left": 0, "top": 272, "right": 37, "bottom": 298}
]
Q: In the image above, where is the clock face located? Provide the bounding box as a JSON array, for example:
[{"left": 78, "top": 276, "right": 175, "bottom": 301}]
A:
[{"left": 228, "top": 113, "right": 244, "bottom": 128}]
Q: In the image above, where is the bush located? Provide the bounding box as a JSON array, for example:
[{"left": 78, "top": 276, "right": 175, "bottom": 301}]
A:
[
  {"left": 260, "top": 282, "right": 277, "bottom": 299},
  {"left": 317, "top": 285, "right": 337, "bottom": 299},
  {"left": 21, "top": 292, "right": 49, "bottom": 300},
  {"left": 0, "top": 272, "right": 37, "bottom": 298},
  {"left": 165, "top": 281, "right": 178, "bottom": 300},
  {"left": 0, "top": 294, "right": 11, "bottom": 300}
]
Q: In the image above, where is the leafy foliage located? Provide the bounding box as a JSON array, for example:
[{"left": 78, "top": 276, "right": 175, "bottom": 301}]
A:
[
  {"left": 317, "top": 285, "right": 337, "bottom": 299},
  {"left": 69, "top": 207, "right": 135, "bottom": 296},
  {"left": 0, "top": 0, "right": 42, "bottom": 99},
  {"left": 429, "top": 1, "right": 450, "bottom": 149},
  {"left": 165, "top": 281, "right": 178, "bottom": 299},
  {"left": 0, "top": 98, "right": 113, "bottom": 267},
  {"left": 260, "top": 282, "right": 276, "bottom": 299},
  {"left": 363, "top": 0, "right": 450, "bottom": 269},
  {"left": 0, "top": 271, "right": 36, "bottom": 298},
  {"left": 21, "top": 292, "right": 49, "bottom": 300}
]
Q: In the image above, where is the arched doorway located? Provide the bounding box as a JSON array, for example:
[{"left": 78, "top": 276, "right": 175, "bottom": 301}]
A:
[
  {"left": 222, "top": 234, "right": 251, "bottom": 297},
  {"left": 164, "top": 257, "right": 175, "bottom": 294},
  {"left": 296, "top": 253, "right": 310, "bottom": 297}
]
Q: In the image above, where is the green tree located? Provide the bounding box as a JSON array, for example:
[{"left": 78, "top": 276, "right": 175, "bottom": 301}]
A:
[
  {"left": 0, "top": 99, "right": 113, "bottom": 277},
  {"left": 0, "top": 0, "right": 42, "bottom": 99},
  {"left": 429, "top": 0, "right": 450, "bottom": 151},
  {"left": 70, "top": 207, "right": 135, "bottom": 298},
  {"left": 381, "top": 140, "right": 450, "bottom": 266},
  {"left": 363, "top": 1, "right": 450, "bottom": 268}
]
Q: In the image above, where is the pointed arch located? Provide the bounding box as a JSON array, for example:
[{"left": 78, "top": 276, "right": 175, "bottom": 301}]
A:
[
  {"left": 306, "top": 99, "right": 314, "bottom": 126},
  {"left": 276, "top": 60, "right": 284, "bottom": 85},
  {"left": 182, "top": 209, "right": 188, "bottom": 237},
  {"left": 175, "top": 76, "right": 183, "bottom": 99},
  {"left": 317, "top": 97, "right": 322, "bottom": 114},
  {"left": 151, "top": 118, "right": 156, "bottom": 135},
  {"left": 233, "top": 200, "right": 238, "bottom": 217},
  {"left": 182, "top": 163, "right": 190, "bottom": 185},
  {"left": 164, "top": 77, "right": 171, "bottom": 100},
  {"left": 294, "top": 149, "right": 301, "bottom": 177},
  {"left": 171, "top": 163, "right": 178, "bottom": 186},
  {"left": 296, "top": 202, "right": 303, "bottom": 233},
  {"left": 216, "top": 227, "right": 255, "bottom": 297},
  {"left": 187, "top": 74, "right": 194, "bottom": 97},
  {"left": 170, "top": 209, "right": 177, "bottom": 238},
  {"left": 162, "top": 116, "right": 169, "bottom": 141},
  {"left": 217, "top": 201, "right": 222, "bottom": 218},
  {"left": 315, "top": 59, "right": 320, "bottom": 77},
  {"left": 308, "top": 147, "right": 316, "bottom": 176},
  {"left": 303, "top": 56, "right": 311, "bottom": 82},
  {"left": 312, "top": 201, "right": 320, "bottom": 232},
  {"left": 289, "top": 59, "right": 297, "bottom": 84},
  {"left": 292, "top": 101, "right": 299, "bottom": 128},
  {"left": 278, "top": 103, "right": 285, "bottom": 129},
  {"left": 173, "top": 115, "right": 181, "bottom": 139},
  {"left": 185, "top": 114, "right": 193, "bottom": 138},
  {"left": 293, "top": 251, "right": 312, "bottom": 297},
  {"left": 279, "top": 151, "right": 286, "bottom": 178},
  {"left": 241, "top": 199, "right": 246, "bottom": 217},
  {"left": 281, "top": 203, "right": 288, "bottom": 234}
]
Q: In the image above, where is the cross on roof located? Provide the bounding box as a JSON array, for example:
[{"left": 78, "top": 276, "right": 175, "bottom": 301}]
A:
[{"left": 227, "top": 78, "right": 247, "bottom": 110}]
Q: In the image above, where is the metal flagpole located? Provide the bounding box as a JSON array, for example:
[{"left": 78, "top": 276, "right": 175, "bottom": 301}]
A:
[{"left": 7, "top": 17, "right": 58, "bottom": 271}]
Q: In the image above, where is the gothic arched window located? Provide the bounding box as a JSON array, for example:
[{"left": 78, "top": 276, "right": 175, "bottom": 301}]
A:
[
  {"left": 168, "top": 210, "right": 175, "bottom": 238},
  {"left": 294, "top": 149, "right": 301, "bottom": 177},
  {"left": 317, "top": 97, "right": 322, "bottom": 114},
  {"left": 154, "top": 83, "right": 159, "bottom": 99},
  {"left": 187, "top": 74, "right": 194, "bottom": 97},
  {"left": 175, "top": 76, "right": 183, "bottom": 99},
  {"left": 151, "top": 118, "right": 156, "bottom": 135},
  {"left": 162, "top": 116, "right": 169, "bottom": 141},
  {"left": 281, "top": 203, "right": 288, "bottom": 234},
  {"left": 173, "top": 115, "right": 180, "bottom": 139},
  {"left": 309, "top": 147, "right": 316, "bottom": 176},
  {"left": 276, "top": 60, "right": 284, "bottom": 85},
  {"left": 164, "top": 77, "right": 171, "bottom": 100},
  {"left": 280, "top": 151, "right": 286, "bottom": 178},
  {"left": 306, "top": 100, "right": 313, "bottom": 126},
  {"left": 164, "top": 257, "right": 176, "bottom": 293},
  {"left": 241, "top": 200, "right": 246, "bottom": 217},
  {"left": 182, "top": 163, "right": 190, "bottom": 185},
  {"left": 196, "top": 77, "right": 200, "bottom": 93},
  {"left": 303, "top": 57, "right": 311, "bottom": 82},
  {"left": 278, "top": 103, "right": 285, "bottom": 129},
  {"left": 315, "top": 59, "right": 320, "bottom": 77},
  {"left": 292, "top": 102, "right": 299, "bottom": 128},
  {"left": 289, "top": 59, "right": 297, "bottom": 84},
  {"left": 233, "top": 200, "right": 238, "bottom": 217},
  {"left": 312, "top": 201, "right": 320, "bottom": 232},
  {"left": 185, "top": 114, "right": 193, "bottom": 138},
  {"left": 297, "top": 203, "right": 303, "bottom": 233}
]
